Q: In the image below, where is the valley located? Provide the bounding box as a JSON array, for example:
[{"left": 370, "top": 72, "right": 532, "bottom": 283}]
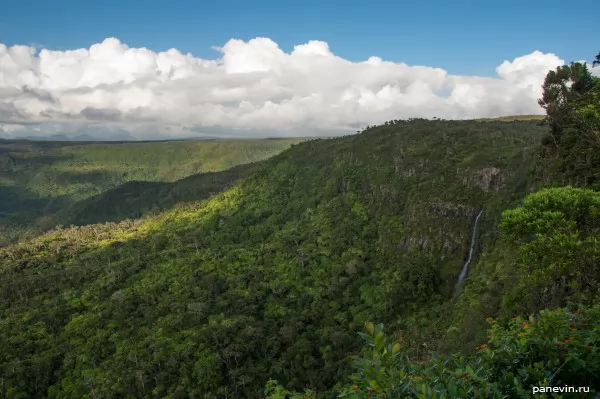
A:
[{"left": 0, "top": 138, "right": 304, "bottom": 246}]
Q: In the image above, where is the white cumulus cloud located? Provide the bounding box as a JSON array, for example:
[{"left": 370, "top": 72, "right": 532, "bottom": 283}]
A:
[{"left": 0, "top": 37, "right": 580, "bottom": 139}]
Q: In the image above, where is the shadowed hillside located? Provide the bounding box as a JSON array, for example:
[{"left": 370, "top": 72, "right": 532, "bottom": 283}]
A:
[
  {"left": 62, "top": 163, "right": 260, "bottom": 226},
  {"left": 0, "top": 138, "right": 305, "bottom": 245}
]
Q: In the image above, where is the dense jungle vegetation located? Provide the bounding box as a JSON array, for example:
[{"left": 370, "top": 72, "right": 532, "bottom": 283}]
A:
[{"left": 0, "top": 54, "right": 599, "bottom": 398}]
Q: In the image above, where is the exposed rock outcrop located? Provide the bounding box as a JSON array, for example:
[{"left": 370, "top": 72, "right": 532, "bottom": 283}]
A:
[{"left": 459, "top": 167, "right": 502, "bottom": 192}]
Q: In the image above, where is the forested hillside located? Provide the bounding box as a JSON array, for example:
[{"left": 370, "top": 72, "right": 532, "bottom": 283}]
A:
[
  {"left": 1, "top": 119, "right": 549, "bottom": 398},
  {"left": 269, "top": 55, "right": 600, "bottom": 398},
  {"left": 0, "top": 138, "right": 303, "bottom": 245},
  {"left": 1, "top": 57, "right": 599, "bottom": 398}
]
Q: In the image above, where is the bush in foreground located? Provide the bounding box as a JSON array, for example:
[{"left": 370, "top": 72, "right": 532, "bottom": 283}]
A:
[{"left": 268, "top": 304, "right": 600, "bottom": 398}]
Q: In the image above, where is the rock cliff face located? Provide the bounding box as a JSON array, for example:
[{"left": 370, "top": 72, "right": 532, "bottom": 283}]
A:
[
  {"left": 426, "top": 201, "right": 473, "bottom": 219},
  {"left": 459, "top": 167, "right": 503, "bottom": 192},
  {"left": 403, "top": 200, "right": 474, "bottom": 257}
]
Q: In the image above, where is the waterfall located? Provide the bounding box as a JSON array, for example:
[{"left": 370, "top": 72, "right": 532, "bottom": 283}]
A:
[{"left": 456, "top": 209, "right": 483, "bottom": 286}]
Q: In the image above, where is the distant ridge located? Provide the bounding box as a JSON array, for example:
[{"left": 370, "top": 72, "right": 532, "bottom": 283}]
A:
[{"left": 475, "top": 114, "right": 545, "bottom": 122}]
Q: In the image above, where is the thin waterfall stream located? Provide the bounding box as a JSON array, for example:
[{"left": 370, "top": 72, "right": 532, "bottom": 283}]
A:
[{"left": 455, "top": 209, "right": 483, "bottom": 293}]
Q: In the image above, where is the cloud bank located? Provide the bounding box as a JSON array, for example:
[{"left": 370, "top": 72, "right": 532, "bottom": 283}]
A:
[{"left": 0, "top": 37, "right": 593, "bottom": 139}]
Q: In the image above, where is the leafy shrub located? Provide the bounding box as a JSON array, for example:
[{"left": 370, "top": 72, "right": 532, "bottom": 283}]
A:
[
  {"left": 501, "top": 186, "right": 600, "bottom": 313},
  {"left": 267, "top": 305, "right": 600, "bottom": 398},
  {"left": 483, "top": 306, "right": 600, "bottom": 397}
]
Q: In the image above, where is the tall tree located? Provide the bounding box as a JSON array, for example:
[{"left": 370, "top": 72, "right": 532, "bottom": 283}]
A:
[{"left": 537, "top": 53, "right": 600, "bottom": 187}]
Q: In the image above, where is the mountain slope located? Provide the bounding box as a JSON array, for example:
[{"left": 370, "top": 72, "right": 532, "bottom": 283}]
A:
[
  {"left": 62, "top": 163, "right": 259, "bottom": 226},
  {"left": 0, "top": 138, "right": 304, "bottom": 245},
  {"left": 0, "top": 119, "right": 546, "bottom": 398}
]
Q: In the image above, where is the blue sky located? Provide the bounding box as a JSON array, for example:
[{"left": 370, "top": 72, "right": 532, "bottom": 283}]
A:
[
  {"left": 1, "top": 0, "right": 598, "bottom": 139},
  {"left": 2, "top": 0, "right": 598, "bottom": 76}
]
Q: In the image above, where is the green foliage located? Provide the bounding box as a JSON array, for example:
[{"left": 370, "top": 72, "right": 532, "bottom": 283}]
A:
[
  {"left": 272, "top": 306, "right": 599, "bottom": 398},
  {"left": 264, "top": 380, "right": 316, "bottom": 399},
  {"left": 537, "top": 59, "right": 600, "bottom": 186},
  {"left": 0, "top": 120, "right": 547, "bottom": 398},
  {"left": 334, "top": 322, "right": 501, "bottom": 398},
  {"left": 501, "top": 187, "right": 600, "bottom": 313},
  {"left": 446, "top": 185, "right": 600, "bottom": 353},
  {"left": 65, "top": 163, "right": 257, "bottom": 226},
  {"left": 483, "top": 306, "right": 600, "bottom": 396}
]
